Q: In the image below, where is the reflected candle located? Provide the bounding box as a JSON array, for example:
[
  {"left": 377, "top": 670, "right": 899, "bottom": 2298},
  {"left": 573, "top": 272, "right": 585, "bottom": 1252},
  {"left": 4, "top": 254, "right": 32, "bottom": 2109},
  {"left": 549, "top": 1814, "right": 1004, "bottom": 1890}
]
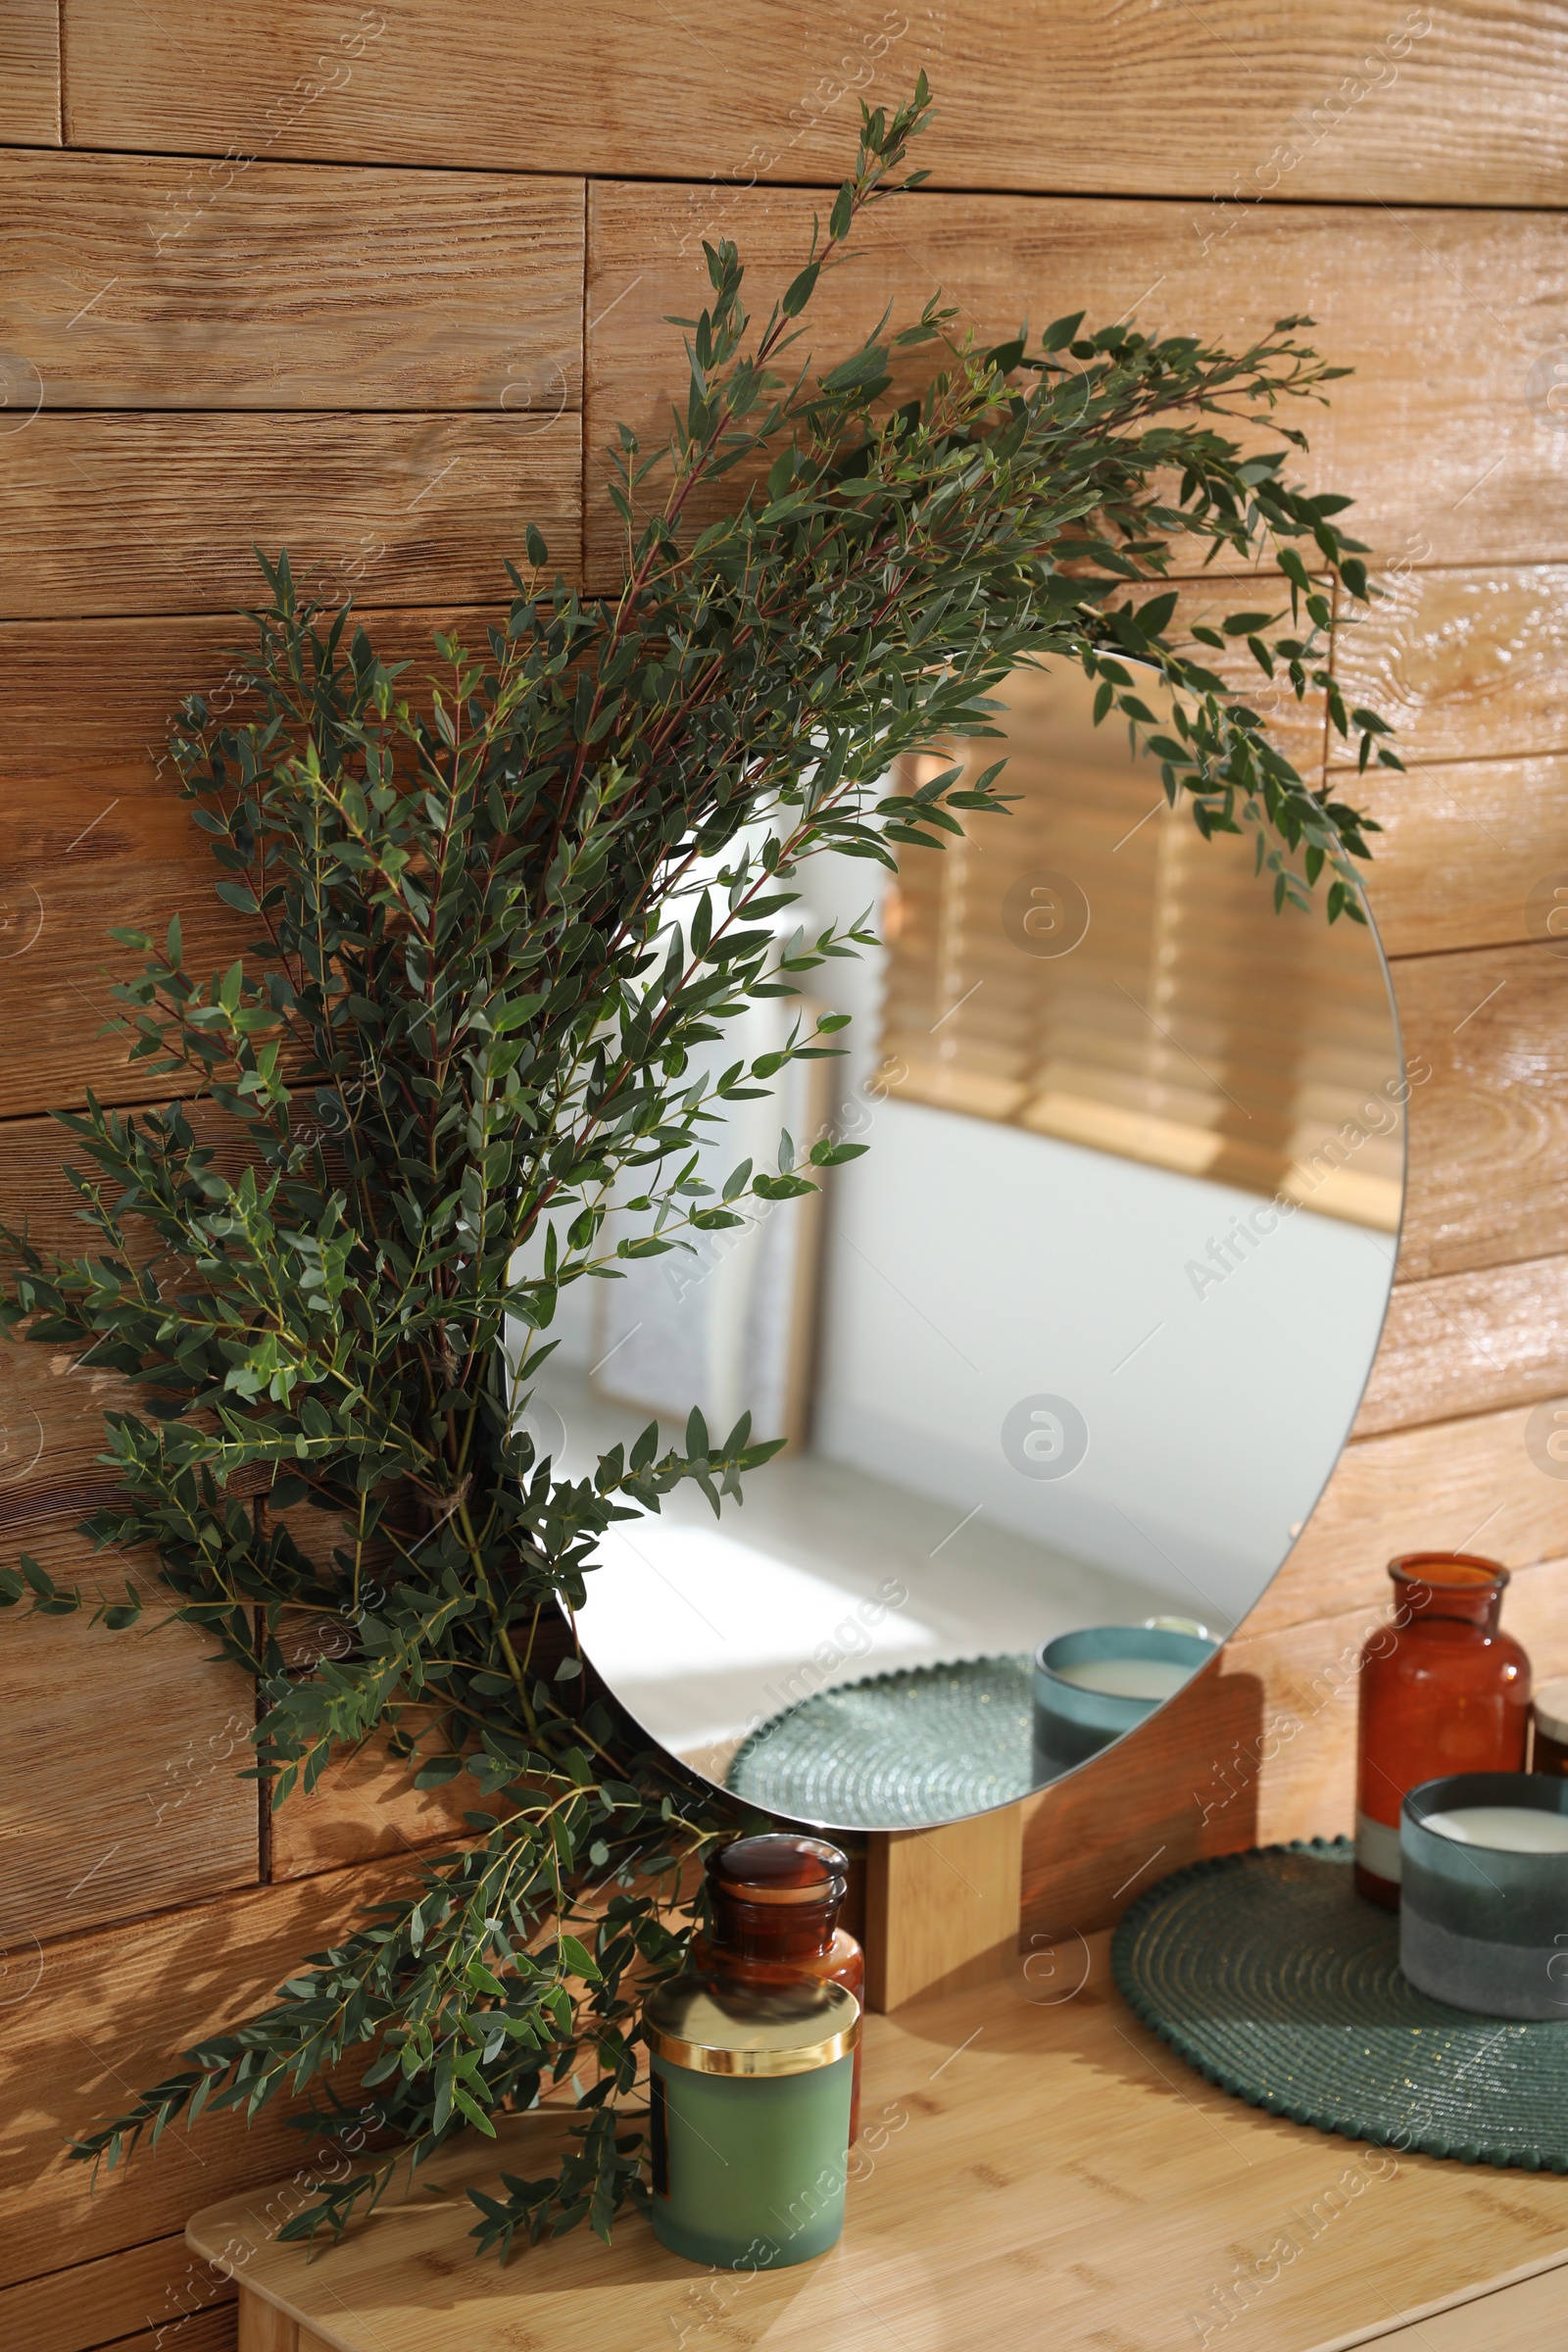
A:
[
  {"left": 1033, "top": 1624, "right": 1216, "bottom": 1777},
  {"left": 1050, "top": 1657, "right": 1193, "bottom": 1701}
]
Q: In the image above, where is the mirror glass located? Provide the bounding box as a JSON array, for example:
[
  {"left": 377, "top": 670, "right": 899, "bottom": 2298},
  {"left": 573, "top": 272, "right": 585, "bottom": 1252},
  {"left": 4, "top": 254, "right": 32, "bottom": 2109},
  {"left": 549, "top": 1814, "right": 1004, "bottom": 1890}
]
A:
[{"left": 528, "top": 658, "right": 1404, "bottom": 1830}]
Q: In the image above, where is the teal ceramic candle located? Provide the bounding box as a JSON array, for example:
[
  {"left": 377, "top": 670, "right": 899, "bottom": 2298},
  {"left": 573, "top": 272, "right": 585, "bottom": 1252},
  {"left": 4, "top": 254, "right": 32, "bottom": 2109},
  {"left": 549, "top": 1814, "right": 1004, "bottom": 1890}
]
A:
[
  {"left": 1034, "top": 1625, "right": 1216, "bottom": 1777},
  {"left": 1400, "top": 1770, "right": 1568, "bottom": 2019},
  {"left": 644, "top": 1976, "right": 859, "bottom": 2269}
]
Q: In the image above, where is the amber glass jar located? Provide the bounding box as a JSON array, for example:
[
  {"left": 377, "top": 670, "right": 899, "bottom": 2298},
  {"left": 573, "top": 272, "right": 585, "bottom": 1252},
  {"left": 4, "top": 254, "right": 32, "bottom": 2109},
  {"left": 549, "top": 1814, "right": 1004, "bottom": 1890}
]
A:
[
  {"left": 1532, "top": 1677, "right": 1568, "bottom": 1778},
  {"left": 1354, "top": 1552, "right": 1530, "bottom": 1909},
  {"left": 692, "top": 1835, "right": 865, "bottom": 2142}
]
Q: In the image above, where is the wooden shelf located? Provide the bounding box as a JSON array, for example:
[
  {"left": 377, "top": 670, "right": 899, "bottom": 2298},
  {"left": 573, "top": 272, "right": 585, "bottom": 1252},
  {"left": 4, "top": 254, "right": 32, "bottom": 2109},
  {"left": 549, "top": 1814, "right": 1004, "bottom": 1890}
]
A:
[{"left": 187, "top": 1934, "right": 1568, "bottom": 2352}]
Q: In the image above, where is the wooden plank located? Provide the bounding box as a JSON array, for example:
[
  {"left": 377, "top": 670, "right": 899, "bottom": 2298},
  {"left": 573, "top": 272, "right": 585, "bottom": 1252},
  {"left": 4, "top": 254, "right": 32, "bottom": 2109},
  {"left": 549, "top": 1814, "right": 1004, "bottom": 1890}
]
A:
[
  {"left": 862, "top": 1806, "right": 1021, "bottom": 2012},
  {"left": 62, "top": 1, "right": 1568, "bottom": 206},
  {"left": 3, "top": 156, "right": 583, "bottom": 412},
  {"left": 0, "top": 1858, "right": 416, "bottom": 2292},
  {"left": 0, "top": 606, "right": 512, "bottom": 1119},
  {"left": 0, "top": 1116, "right": 193, "bottom": 1524},
  {"left": 0, "top": 1106, "right": 289, "bottom": 1534},
  {"left": 240, "top": 2305, "right": 295, "bottom": 2352},
  {"left": 0, "top": 772, "right": 254, "bottom": 1123},
  {"left": 0, "top": 0, "right": 59, "bottom": 145},
  {"left": 0, "top": 1527, "right": 258, "bottom": 1944},
  {"left": 1334, "top": 565, "right": 1568, "bottom": 771},
  {"left": 270, "top": 1709, "right": 478, "bottom": 1883},
  {"left": 0, "top": 1322, "right": 132, "bottom": 1538},
  {"left": 0, "top": 2232, "right": 234, "bottom": 2352},
  {"left": 1355, "top": 754, "right": 1568, "bottom": 959},
  {"left": 0, "top": 605, "right": 516, "bottom": 801},
  {"left": 1246, "top": 1400, "right": 1568, "bottom": 1640},
  {"left": 1022, "top": 1547, "right": 1568, "bottom": 1939},
  {"left": 1395, "top": 944, "right": 1568, "bottom": 1281},
  {"left": 0, "top": 415, "right": 580, "bottom": 619},
  {"left": 1354, "top": 1255, "right": 1568, "bottom": 1437},
  {"left": 129, "top": 2313, "right": 237, "bottom": 2352},
  {"left": 1366, "top": 2263, "right": 1568, "bottom": 2352},
  {"left": 584, "top": 184, "right": 1568, "bottom": 587},
  {"left": 185, "top": 1962, "right": 1568, "bottom": 2352}
]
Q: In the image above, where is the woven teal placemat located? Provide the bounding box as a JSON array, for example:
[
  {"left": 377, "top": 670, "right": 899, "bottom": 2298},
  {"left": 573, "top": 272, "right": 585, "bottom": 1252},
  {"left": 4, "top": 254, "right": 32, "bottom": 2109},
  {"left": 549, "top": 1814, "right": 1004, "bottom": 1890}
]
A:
[
  {"left": 1112, "top": 1838, "right": 1568, "bottom": 2171},
  {"left": 726, "top": 1654, "right": 1033, "bottom": 1829}
]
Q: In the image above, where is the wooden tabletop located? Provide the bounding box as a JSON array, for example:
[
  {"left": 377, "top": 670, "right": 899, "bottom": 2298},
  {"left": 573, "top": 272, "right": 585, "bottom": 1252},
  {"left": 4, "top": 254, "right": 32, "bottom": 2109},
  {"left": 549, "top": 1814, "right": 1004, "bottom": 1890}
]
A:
[{"left": 187, "top": 1933, "right": 1568, "bottom": 2352}]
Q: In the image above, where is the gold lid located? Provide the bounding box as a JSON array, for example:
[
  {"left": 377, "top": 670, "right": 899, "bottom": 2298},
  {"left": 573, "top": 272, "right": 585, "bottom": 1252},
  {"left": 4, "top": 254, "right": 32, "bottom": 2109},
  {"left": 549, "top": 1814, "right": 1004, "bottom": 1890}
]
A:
[
  {"left": 643, "top": 1975, "right": 860, "bottom": 2078},
  {"left": 1535, "top": 1675, "right": 1568, "bottom": 1745}
]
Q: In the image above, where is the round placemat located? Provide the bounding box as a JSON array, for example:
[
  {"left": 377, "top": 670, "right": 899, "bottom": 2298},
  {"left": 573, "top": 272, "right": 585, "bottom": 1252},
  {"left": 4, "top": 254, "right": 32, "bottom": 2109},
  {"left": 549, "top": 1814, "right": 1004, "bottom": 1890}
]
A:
[
  {"left": 1112, "top": 1838, "right": 1568, "bottom": 2171},
  {"left": 726, "top": 1654, "right": 1033, "bottom": 1828}
]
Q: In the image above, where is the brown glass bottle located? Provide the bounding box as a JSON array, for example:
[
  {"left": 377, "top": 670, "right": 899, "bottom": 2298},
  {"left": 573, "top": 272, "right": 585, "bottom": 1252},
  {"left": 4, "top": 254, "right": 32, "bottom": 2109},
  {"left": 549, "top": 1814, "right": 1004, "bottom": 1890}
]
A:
[
  {"left": 692, "top": 1834, "right": 866, "bottom": 2142},
  {"left": 1354, "top": 1553, "right": 1530, "bottom": 1909}
]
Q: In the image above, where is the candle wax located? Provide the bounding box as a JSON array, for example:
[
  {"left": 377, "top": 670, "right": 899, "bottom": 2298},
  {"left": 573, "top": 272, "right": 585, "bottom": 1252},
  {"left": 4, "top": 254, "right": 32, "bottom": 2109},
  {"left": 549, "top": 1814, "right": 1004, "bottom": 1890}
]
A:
[
  {"left": 1051, "top": 1657, "right": 1193, "bottom": 1700},
  {"left": 1422, "top": 1805, "right": 1568, "bottom": 1854}
]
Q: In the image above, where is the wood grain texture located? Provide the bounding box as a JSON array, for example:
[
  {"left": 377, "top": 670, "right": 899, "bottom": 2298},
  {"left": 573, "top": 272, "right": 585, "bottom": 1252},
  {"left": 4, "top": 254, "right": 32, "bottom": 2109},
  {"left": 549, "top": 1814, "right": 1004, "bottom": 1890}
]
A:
[
  {"left": 269, "top": 1710, "right": 477, "bottom": 1882},
  {"left": 1354, "top": 1255, "right": 1568, "bottom": 1437},
  {"left": 863, "top": 1806, "right": 1021, "bottom": 2011},
  {"left": 1245, "top": 1397, "right": 1568, "bottom": 1639},
  {"left": 0, "top": 608, "right": 512, "bottom": 1117},
  {"left": 0, "top": 2232, "right": 234, "bottom": 2352},
  {"left": 3, "top": 156, "right": 582, "bottom": 412},
  {"left": 0, "top": 606, "right": 514, "bottom": 803},
  {"left": 0, "top": 1337, "right": 141, "bottom": 1543},
  {"left": 0, "top": 416, "right": 579, "bottom": 619},
  {"left": 119, "top": 2312, "right": 237, "bottom": 2352},
  {"left": 1395, "top": 944, "right": 1568, "bottom": 1281},
  {"left": 0, "top": 776, "right": 252, "bottom": 1122},
  {"left": 0, "top": 1860, "right": 413, "bottom": 2293},
  {"left": 1370, "top": 2267, "right": 1568, "bottom": 2352},
  {"left": 189, "top": 1962, "right": 1568, "bottom": 2352},
  {"left": 62, "top": 1, "right": 1568, "bottom": 206},
  {"left": 0, "top": 0, "right": 59, "bottom": 145},
  {"left": 240, "top": 2307, "right": 294, "bottom": 2352},
  {"left": 1355, "top": 754, "right": 1568, "bottom": 959},
  {"left": 0, "top": 1118, "right": 194, "bottom": 1525},
  {"left": 0, "top": 1530, "right": 258, "bottom": 1945},
  {"left": 585, "top": 183, "right": 1568, "bottom": 585},
  {"left": 0, "top": 1110, "right": 309, "bottom": 1531},
  {"left": 1335, "top": 565, "right": 1568, "bottom": 770}
]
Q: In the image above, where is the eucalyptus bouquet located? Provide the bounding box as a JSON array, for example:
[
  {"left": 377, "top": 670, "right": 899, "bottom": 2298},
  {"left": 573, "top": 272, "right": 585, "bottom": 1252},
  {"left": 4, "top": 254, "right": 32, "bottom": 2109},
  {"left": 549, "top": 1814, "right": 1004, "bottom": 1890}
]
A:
[{"left": 1, "top": 79, "right": 1394, "bottom": 2256}]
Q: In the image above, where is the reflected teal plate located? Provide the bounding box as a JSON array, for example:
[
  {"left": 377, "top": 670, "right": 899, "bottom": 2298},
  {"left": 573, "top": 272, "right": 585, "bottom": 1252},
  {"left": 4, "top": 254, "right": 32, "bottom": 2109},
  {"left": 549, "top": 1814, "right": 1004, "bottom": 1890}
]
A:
[{"left": 726, "top": 1653, "right": 1036, "bottom": 1829}]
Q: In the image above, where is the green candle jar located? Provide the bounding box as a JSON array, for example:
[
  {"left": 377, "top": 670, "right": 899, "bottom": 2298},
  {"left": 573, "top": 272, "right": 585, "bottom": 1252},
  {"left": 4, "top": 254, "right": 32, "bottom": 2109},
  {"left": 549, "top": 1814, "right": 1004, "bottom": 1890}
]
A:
[{"left": 644, "top": 1975, "right": 860, "bottom": 2269}]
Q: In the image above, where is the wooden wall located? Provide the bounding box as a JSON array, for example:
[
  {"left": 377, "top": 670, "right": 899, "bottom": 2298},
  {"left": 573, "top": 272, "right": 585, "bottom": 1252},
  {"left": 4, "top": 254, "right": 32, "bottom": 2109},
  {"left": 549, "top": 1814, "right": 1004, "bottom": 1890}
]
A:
[{"left": 3, "top": 8, "right": 1566, "bottom": 2345}]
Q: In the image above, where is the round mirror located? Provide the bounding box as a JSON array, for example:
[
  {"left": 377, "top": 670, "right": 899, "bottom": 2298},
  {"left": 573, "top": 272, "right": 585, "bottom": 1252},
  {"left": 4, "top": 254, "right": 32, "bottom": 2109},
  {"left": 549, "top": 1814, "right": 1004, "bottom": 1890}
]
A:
[{"left": 530, "top": 658, "right": 1404, "bottom": 1830}]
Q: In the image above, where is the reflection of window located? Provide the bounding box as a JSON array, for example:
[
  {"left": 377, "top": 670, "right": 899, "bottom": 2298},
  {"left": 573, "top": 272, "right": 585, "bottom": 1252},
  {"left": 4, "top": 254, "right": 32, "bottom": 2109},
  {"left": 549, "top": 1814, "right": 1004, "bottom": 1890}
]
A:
[{"left": 876, "top": 662, "right": 1401, "bottom": 1230}]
